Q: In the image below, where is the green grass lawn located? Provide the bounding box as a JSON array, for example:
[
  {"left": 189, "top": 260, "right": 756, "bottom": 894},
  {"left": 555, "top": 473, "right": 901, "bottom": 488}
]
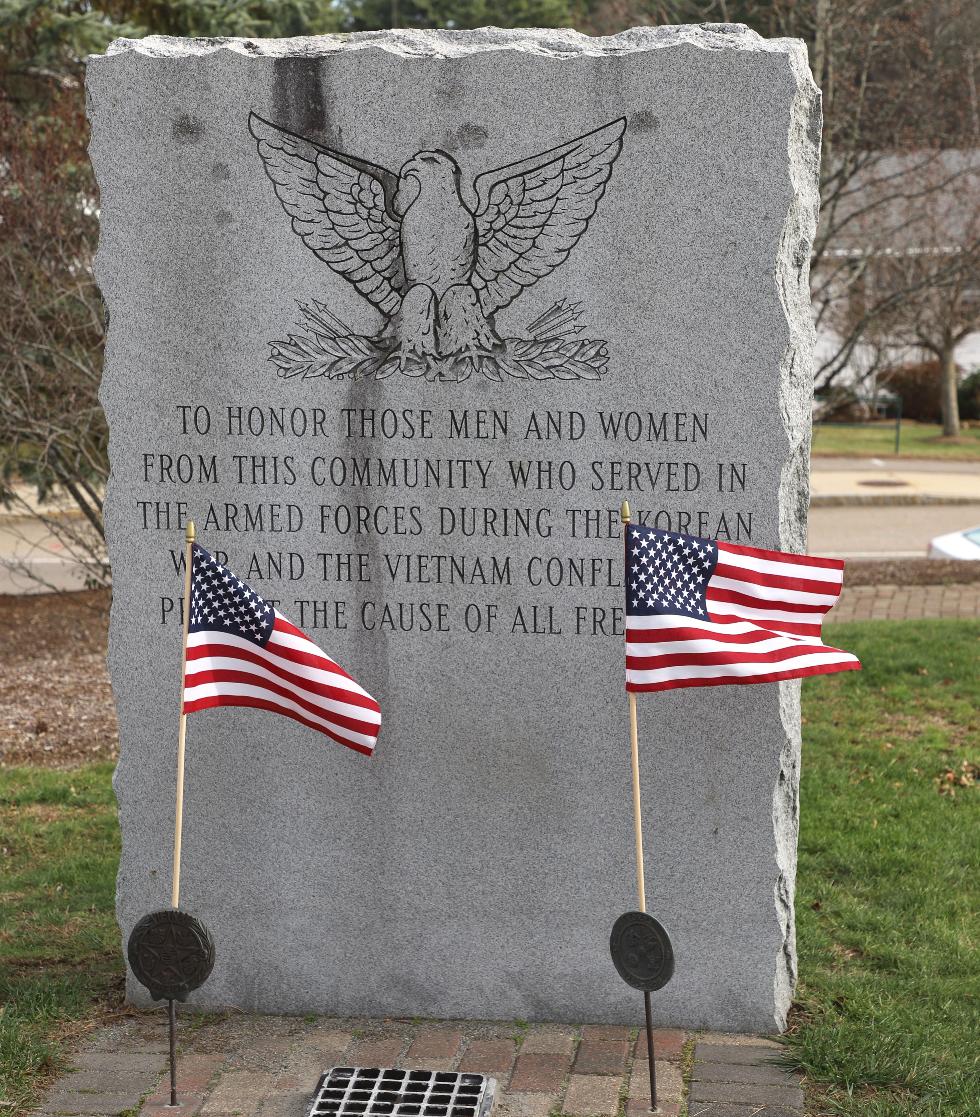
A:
[
  {"left": 1, "top": 622, "right": 978, "bottom": 1115},
  {"left": 812, "top": 421, "right": 980, "bottom": 460},
  {"left": 786, "top": 620, "right": 979, "bottom": 1116},
  {"left": 0, "top": 765, "right": 120, "bottom": 1112}
]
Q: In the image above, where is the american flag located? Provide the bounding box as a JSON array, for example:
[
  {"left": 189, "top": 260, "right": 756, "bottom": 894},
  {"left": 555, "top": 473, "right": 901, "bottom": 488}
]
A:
[
  {"left": 183, "top": 543, "right": 381, "bottom": 755},
  {"left": 625, "top": 523, "right": 860, "bottom": 692}
]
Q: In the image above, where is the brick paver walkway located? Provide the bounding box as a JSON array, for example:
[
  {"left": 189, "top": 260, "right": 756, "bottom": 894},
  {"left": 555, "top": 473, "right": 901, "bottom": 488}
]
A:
[
  {"left": 33, "top": 1015, "right": 802, "bottom": 1117},
  {"left": 689, "top": 1039, "right": 803, "bottom": 1116},
  {"left": 831, "top": 582, "right": 980, "bottom": 622}
]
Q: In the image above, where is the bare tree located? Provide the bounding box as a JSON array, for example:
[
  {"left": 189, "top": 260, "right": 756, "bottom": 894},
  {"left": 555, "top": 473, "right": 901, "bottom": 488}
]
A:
[
  {"left": 807, "top": 2, "right": 980, "bottom": 389},
  {"left": 815, "top": 150, "right": 980, "bottom": 391},
  {"left": 0, "top": 92, "right": 109, "bottom": 587},
  {"left": 864, "top": 158, "right": 980, "bottom": 435}
]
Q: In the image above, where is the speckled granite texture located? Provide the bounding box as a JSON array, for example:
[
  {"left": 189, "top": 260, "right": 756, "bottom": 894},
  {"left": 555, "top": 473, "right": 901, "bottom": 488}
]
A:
[{"left": 88, "top": 25, "right": 820, "bottom": 1030}]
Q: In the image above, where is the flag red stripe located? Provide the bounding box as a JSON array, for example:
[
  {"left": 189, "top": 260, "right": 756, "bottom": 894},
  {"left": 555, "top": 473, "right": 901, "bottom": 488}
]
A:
[
  {"left": 185, "top": 667, "right": 381, "bottom": 736},
  {"left": 627, "top": 659, "right": 861, "bottom": 692},
  {"left": 626, "top": 624, "right": 776, "bottom": 646},
  {"left": 182, "top": 693, "right": 374, "bottom": 755},
  {"left": 249, "top": 631, "right": 373, "bottom": 689},
  {"left": 271, "top": 618, "right": 358, "bottom": 682},
  {"left": 718, "top": 541, "right": 844, "bottom": 570},
  {"left": 186, "top": 642, "right": 381, "bottom": 714},
  {"left": 712, "top": 560, "right": 842, "bottom": 597},
  {"left": 274, "top": 616, "right": 316, "bottom": 641}
]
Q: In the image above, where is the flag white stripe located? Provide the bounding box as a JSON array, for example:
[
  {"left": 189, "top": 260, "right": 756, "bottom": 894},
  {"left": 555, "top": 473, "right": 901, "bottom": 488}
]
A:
[
  {"left": 626, "top": 615, "right": 761, "bottom": 635},
  {"left": 265, "top": 631, "right": 377, "bottom": 698},
  {"left": 718, "top": 546, "right": 845, "bottom": 585},
  {"left": 186, "top": 630, "right": 379, "bottom": 713},
  {"left": 184, "top": 680, "right": 379, "bottom": 750},
  {"left": 705, "top": 595, "right": 826, "bottom": 627},
  {"left": 266, "top": 628, "right": 329, "bottom": 654},
  {"left": 628, "top": 633, "right": 819, "bottom": 658},
  {"left": 267, "top": 623, "right": 347, "bottom": 658},
  {"left": 627, "top": 649, "right": 858, "bottom": 686},
  {"left": 185, "top": 653, "right": 382, "bottom": 726}
]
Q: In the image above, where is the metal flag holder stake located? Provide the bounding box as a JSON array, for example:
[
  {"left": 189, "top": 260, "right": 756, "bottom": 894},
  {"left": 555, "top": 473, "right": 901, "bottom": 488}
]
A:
[
  {"left": 127, "top": 522, "right": 215, "bottom": 1108},
  {"left": 127, "top": 909, "right": 216, "bottom": 1106},
  {"left": 609, "top": 501, "right": 675, "bottom": 1115}
]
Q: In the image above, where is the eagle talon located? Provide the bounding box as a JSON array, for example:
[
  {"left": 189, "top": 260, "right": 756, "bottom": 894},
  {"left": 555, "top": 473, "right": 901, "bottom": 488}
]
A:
[{"left": 399, "top": 353, "right": 429, "bottom": 378}]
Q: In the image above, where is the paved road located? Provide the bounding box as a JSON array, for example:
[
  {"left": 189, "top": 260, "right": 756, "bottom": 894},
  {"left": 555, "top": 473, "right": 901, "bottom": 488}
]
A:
[{"left": 809, "top": 503, "right": 980, "bottom": 560}]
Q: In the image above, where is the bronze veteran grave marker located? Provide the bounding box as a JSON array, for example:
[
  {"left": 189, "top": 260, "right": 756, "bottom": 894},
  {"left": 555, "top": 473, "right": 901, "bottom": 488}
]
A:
[{"left": 88, "top": 26, "right": 821, "bottom": 1030}]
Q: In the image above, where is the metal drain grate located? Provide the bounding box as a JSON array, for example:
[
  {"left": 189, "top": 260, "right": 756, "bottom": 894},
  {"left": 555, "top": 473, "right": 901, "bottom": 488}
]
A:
[{"left": 308, "top": 1068, "right": 496, "bottom": 1117}]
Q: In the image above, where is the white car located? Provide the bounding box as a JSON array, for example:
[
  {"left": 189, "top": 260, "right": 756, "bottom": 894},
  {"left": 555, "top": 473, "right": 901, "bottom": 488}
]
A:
[{"left": 929, "top": 526, "right": 980, "bottom": 560}]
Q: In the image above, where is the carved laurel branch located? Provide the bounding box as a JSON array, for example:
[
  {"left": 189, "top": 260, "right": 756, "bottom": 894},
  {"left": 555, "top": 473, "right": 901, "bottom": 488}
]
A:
[{"left": 268, "top": 300, "right": 609, "bottom": 383}]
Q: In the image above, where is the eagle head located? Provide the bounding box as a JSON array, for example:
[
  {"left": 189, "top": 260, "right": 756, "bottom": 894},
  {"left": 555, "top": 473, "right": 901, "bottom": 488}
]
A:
[{"left": 394, "top": 150, "right": 461, "bottom": 215}]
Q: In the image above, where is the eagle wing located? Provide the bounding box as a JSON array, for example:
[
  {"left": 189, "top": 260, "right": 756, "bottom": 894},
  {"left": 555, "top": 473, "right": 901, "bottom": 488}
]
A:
[
  {"left": 472, "top": 118, "right": 626, "bottom": 315},
  {"left": 249, "top": 113, "right": 405, "bottom": 316}
]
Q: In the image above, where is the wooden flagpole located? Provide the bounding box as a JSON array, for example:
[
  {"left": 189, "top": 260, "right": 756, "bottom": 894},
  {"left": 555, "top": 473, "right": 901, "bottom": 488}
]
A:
[
  {"left": 171, "top": 520, "right": 195, "bottom": 910},
  {"left": 629, "top": 689, "right": 646, "bottom": 911},
  {"left": 621, "top": 500, "right": 659, "bottom": 1112},
  {"left": 621, "top": 501, "right": 646, "bottom": 913}
]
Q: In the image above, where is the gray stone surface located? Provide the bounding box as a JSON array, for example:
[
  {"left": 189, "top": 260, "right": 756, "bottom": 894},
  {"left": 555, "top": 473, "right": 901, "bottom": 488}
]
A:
[
  {"left": 38, "top": 1091, "right": 141, "bottom": 1116},
  {"left": 695, "top": 1043, "right": 785, "bottom": 1064},
  {"left": 692, "top": 1062, "right": 796, "bottom": 1086},
  {"left": 688, "top": 1080, "right": 804, "bottom": 1108},
  {"left": 87, "top": 25, "right": 820, "bottom": 1030}
]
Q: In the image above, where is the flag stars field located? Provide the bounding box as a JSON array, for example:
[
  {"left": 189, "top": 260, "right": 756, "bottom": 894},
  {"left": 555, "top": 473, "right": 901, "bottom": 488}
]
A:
[
  {"left": 189, "top": 549, "right": 274, "bottom": 643},
  {"left": 629, "top": 528, "right": 713, "bottom": 617}
]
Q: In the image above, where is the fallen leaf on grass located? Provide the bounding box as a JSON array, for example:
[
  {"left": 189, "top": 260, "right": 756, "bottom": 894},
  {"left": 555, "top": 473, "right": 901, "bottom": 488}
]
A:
[{"left": 935, "top": 760, "right": 978, "bottom": 797}]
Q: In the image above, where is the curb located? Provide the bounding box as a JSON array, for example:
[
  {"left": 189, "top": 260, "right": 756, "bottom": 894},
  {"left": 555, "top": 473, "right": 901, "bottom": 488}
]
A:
[{"left": 811, "top": 494, "right": 980, "bottom": 508}]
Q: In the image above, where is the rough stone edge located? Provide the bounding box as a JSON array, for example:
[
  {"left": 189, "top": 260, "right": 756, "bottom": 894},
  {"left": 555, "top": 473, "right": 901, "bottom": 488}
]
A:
[
  {"left": 773, "top": 45, "right": 822, "bottom": 1032},
  {"left": 88, "top": 23, "right": 802, "bottom": 63},
  {"left": 84, "top": 63, "right": 141, "bottom": 990}
]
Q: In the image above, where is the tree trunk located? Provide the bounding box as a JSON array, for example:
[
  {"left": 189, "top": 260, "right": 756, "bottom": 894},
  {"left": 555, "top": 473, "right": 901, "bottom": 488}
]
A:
[
  {"left": 940, "top": 344, "right": 961, "bottom": 438},
  {"left": 813, "top": 0, "right": 831, "bottom": 90}
]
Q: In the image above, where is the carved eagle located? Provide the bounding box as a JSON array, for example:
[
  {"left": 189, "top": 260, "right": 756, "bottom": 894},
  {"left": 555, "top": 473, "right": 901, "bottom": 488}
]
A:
[{"left": 249, "top": 112, "right": 625, "bottom": 365}]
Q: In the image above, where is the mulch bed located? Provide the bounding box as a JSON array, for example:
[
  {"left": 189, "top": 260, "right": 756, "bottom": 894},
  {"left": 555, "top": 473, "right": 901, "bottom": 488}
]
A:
[
  {"left": 0, "top": 589, "right": 117, "bottom": 768},
  {"left": 1, "top": 561, "right": 978, "bottom": 767},
  {"left": 844, "top": 558, "right": 980, "bottom": 586}
]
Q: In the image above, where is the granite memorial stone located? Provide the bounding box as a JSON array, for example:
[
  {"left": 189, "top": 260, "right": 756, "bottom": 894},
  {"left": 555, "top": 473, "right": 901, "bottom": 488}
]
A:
[{"left": 87, "top": 25, "right": 821, "bottom": 1031}]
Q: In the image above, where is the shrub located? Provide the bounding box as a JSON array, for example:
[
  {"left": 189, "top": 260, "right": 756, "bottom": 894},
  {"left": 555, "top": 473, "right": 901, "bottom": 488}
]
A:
[
  {"left": 958, "top": 369, "right": 980, "bottom": 422},
  {"left": 879, "top": 360, "right": 948, "bottom": 422},
  {"left": 814, "top": 386, "right": 871, "bottom": 422}
]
